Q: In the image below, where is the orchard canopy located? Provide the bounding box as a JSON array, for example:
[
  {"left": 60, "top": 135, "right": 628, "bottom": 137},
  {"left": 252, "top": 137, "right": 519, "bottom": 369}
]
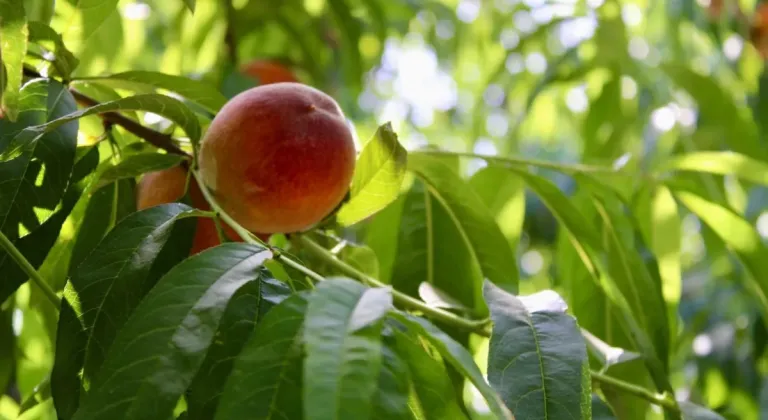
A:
[{"left": 2, "top": 0, "right": 768, "bottom": 419}]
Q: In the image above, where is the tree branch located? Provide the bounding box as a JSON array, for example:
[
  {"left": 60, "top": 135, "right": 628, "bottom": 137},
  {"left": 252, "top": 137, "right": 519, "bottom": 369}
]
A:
[{"left": 591, "top": 370, "right": 680, "bottom": 413}]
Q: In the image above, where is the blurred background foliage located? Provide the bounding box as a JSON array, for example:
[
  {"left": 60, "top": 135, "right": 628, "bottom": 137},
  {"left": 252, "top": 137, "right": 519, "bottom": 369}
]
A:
[{"left": 5, "top": 0, "right": 768, "bottom": 418}]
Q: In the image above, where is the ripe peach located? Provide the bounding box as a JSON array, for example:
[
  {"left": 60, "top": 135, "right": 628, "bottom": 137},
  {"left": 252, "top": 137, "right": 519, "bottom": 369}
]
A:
[
  {"left": 197, "top": 82, "right": 356, "bottom": 234},
  {"left": 136, "top": 165, "right": 269, "bottom": 255},
  {"left": 240, "top": 59, "right": 298, "bottom": 85}
]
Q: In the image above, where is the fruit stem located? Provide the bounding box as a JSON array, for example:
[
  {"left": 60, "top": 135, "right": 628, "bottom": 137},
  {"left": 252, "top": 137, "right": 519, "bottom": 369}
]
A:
[
  {"left": 414, "top": 149, "right": 619, "bottom": 174},
  {"left": 190, "top": 169, "right": 325, "bottom": 285},
  {"left": 294, "top": 234, "right": 492, "bottom": 334},
  {"left": 590, "top": 370, "right": 680, "bottom": 412},
  {"left": 0, "top": 229, "right": 60, "bottom": 309}
]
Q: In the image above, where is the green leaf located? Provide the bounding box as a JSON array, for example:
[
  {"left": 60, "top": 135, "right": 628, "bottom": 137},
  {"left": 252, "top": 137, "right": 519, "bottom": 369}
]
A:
[
  {"left": 484, "top": 282, "right": 591, "bottom": 419},
  {"left": 28, "top": 22, "right": 79, "bottom": 78},
  {"left": 51, "top": 204, "right": 200, "bottom": 419},
  {"left": 390, "top": 328, "right": 466, "bottom": 419},
  {"left": 213, "top": 293, "right": 308, "bottom": 420},
  {"left": 1, "top": 93, "right": 200, "bottom": 161},
  {"left": 61, "top": 0, "right": 119, "bottom": 53},
  {"left": 469, "top": 166, "right": 526, "bottom": 253},
  {"left": 0, "top": 79, "right": 78, "bottom": 237},
  {"left": 326, "top": 0, "right": 364, "bottom": 94},
  {"left": 182, "top": 0, "right": 196, "bottom": 13},
  {"left": 78, "top": 71, "right": 228, "bottom": 114},
  {"left": 0, "top": 80, "right": 88, "bottom": 303},
  {"left": 95, "top": 153, "right": 188, "bottom": 189},
  {"left": 672, "top": 190, "right": 768, "bottom": 321},
  {"left": 389, "top": 312, "right": 513, "bottom": 420},
  {"left": 337, "top": 122, "right": 407, "bottom": 227},
  {"left": 71, "top": 244, "right": 271, "bottom": 420},
  {"left": 591, "top": 395, "right": 618, "bottom": 419},
  {"left": 661, "top": 63, "right": 766, "bottom": 161},
  {"left": 0, "top": 0, "right": 28, "bottom": 121},
  {"left": 303, "top": 278, "right": 388, "bottom": 420},
  {"left": 633, "top": 185, "right": 681, "bottom": 333},
  {"left": 23, "top": 0, "right": 55, "bottom": 23},
  {"left": 679, "top": 402, "right": 726, "bottom": 419},
  {"left": 390, "top": 179, "right": 486, "bottom": 314},
  {"left": 660, "top": 151, "right": 768, "bottom": 186},
  {"left": 409, "top": 153, "right": 519, "bottom": 293},
  {"left": 186, "top": 277, "right": 292, "bottom": 420},
  {"left": 0, "top": 308, "right": 13, "bottom": 397},
  {"left": 68, "top": 179, "right": 136, "bottom": 273},
  {"left": 372, "top": 335, "right": 416, "bottom": 420}
]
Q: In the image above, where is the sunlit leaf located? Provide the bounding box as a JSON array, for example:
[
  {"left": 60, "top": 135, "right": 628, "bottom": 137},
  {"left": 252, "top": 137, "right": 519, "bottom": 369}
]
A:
[
  {"left": 28, "top": 22, "right": 79, "bottom": 78},
  {"left": 673, "top": 190, "right": 768, "bottom": 321},
  {"left": 484, "top": 282, "right": 592, "bottom": 419},
  {"left": 469, "top": 166, "right": 525, "bottom": 253},
  {"left": 78, "top": 71, "right": 228, "bottom": 113},
  {"left": 660, "top": 151, "right": 768, "bottom": 186},
  {"left": 337, "top": 122, "right": 407, "bottom": 227},
  {"left": 409, "top": 153, "right": 519, "bottom": 294},
  {"left": 1, "top": 93, "right": 200, "bottom": 160},
  {"left": 95, "top": 153, "right": 188, "bottom": 189},
  {"left": 71, "top": 244, "right": 272, "bottom": 420},
  {"left": 0, "top": 0, "right": 28, "bottom": 121}
]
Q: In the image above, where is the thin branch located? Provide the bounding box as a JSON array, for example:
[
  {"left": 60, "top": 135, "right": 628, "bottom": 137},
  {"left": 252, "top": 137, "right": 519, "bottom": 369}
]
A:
[
  {"left": 222, "top": 0, "right": 238, "bottom": 68},
  {"left": 0, "top": 230, "right": 60, "bottom": 309},
  {"left": 591, "top": 370, "right": 680, "bottom": 413}
]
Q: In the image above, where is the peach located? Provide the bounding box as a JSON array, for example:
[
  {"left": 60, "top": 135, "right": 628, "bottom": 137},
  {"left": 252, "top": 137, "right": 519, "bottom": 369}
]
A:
[
  {"left": 136, "top": 165, "right": 267, "bottom": 255},
  {"left": 240, "top": 59, "right": 298, "bottom": 85},
  {"left": 197, "top": 82, "right": 356, "bottom": 234}
]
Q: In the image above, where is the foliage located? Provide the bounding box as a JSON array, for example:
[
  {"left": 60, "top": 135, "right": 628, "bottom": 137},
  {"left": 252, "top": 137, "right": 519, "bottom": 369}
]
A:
[{"left": 1, "top": 0, "right": 768, "bottom": 419}]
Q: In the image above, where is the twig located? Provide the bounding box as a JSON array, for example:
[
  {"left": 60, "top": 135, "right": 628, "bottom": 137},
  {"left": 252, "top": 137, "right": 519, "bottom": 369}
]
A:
[
  {"left": 591, "top": 370, "right": 680, "bottom": 413},
  {"left": 222, "top": 0, "right": 238, "bottom": 67},
  {"left": 0, "top": 230, "right": 60, "bottom": 309}
]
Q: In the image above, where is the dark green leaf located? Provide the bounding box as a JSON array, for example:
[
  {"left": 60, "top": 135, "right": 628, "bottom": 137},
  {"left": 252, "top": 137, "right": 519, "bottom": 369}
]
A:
[
  {"left": 52, "top": 204, "right": 201, "bottom": 419},
  {"left": 68, "top": 179, "right": 136, "bottom": 273},
  {"left": 71, "top": 244, "right": 271, "bottom": 420},
  {"left": 591, "top": 394, "right": 618, "bottom": 420},
  {"left": 409, "top": 153, "right": 519, "bottom": 295},
  {"left": 337, "top": 122, "right": 407, "bottom": 227},
  {"left": 186, "top": 277, "right": 292, "bottom": 420},
  {"left": 484, "top": 282, "right": 591, "bottom": 419},
  {"left": 214, "top": 293, "right": 308, "bottom": 420},
  {"left": 303, "top": 278, "right": 387, "bottom": 420},
  {"left": 372, "top": 335, "right": 416, "bottom": 420},
  {"left": 327, "top": 0, "right": 364, "bottom": 94},
  {"left": 0, "top": 308, "right": 13, "bottom": 396},
  {"left": 0, "top": 79, "right": 78, "bottom": 237},
  {"left": 391, "top": 328, "right": 466, "bottom": 419},
  {"left": 78, "top": 71, "right": 228, "bottom": 113},
  {"left": 0, "top": 0, "right": 28, "bottom": 121},
  {"left": 2, "top": 93, "right": 200, "bottom": 160},
  {"left": 95, "top": 153, "right": 188, "bottom": 189},
  {"left": 390, "top": 179, "right": 485, "bottom": 314},
  {"left": 389, "top": 312, "right": 513, "bottom": 420}
]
